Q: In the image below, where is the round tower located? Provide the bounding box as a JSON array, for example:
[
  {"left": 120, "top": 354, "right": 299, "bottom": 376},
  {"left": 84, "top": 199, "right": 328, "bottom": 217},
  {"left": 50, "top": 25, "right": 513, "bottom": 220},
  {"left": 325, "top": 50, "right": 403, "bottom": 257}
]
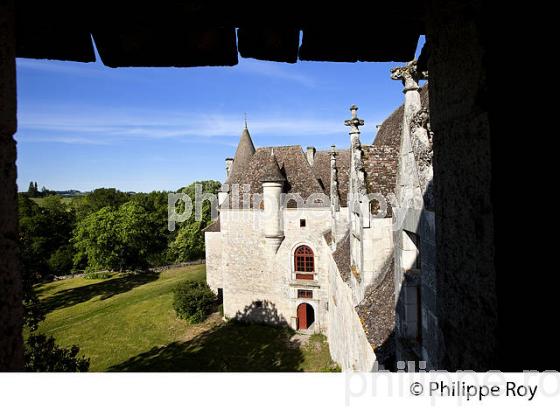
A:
[{"left": 260, "top": 149, "right": 286, "bottom": 253}]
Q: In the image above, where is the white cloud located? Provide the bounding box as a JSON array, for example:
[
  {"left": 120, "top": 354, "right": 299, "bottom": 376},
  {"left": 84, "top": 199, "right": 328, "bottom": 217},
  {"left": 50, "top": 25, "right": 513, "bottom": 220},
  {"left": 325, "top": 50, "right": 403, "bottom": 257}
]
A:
[{"left": 16, "top": 104, "right": 352, "bottom": 145}]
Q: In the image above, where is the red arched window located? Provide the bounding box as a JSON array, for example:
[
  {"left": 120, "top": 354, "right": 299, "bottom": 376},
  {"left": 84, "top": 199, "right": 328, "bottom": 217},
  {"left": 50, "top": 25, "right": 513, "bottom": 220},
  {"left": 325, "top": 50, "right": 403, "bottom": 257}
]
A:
[{"left": 295, "top": 245, "right": 314, "bottom": 279}]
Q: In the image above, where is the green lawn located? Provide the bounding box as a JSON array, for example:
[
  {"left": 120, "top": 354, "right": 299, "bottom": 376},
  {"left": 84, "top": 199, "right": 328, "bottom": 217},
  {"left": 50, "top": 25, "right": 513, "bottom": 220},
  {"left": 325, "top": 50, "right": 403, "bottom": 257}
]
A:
[
  {"left": 34, "top": 265, "right": 339, "bottom": 372},
  {"left": 31, "top": 196, "right": 74, "bottom": 206}
]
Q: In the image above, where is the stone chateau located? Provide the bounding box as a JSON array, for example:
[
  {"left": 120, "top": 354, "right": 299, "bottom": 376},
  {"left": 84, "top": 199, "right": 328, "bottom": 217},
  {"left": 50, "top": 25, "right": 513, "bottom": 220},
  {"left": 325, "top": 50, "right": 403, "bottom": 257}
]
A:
[{"left": 204, "top": 60, "right": 436, "bottom": 371}]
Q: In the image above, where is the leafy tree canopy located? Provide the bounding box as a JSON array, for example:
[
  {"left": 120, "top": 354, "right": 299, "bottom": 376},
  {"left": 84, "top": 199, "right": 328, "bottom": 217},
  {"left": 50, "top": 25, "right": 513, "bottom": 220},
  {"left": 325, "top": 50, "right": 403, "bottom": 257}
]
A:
[
  {"left": 170, "top": 180, "right": 220, "bottom": 263},
  {"left": 72, "top": 188, "right": 130, "bottom": 220},
  {"left": 72, "top": 201, "right": 155, "bottom": 271}
]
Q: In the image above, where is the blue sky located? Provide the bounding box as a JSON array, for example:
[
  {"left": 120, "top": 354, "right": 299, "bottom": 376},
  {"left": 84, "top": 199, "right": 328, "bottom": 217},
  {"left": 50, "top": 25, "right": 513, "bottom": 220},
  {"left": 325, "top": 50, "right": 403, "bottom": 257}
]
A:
[{"left": 15, "top": 36, "right": 425, "bottom": 192}]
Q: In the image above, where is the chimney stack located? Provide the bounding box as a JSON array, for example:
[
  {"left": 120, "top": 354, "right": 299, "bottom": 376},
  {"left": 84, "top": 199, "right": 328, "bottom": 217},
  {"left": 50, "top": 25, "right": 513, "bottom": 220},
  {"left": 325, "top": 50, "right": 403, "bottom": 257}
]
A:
[
  {"left": 225, "top": 158, "right": 234, "bottom": 178},
  {"left": 306, "top": 146, "right": 316, "bottom": 166}
]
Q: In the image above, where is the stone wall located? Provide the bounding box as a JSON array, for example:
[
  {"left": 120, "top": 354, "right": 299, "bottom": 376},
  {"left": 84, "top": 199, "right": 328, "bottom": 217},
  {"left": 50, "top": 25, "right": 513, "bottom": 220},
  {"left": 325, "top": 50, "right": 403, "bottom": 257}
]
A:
[
  {"left": 0, "top": 1, "right": 23, "bottom": 371},
  {"left": 204, "top": 231, "right": 223, "bottom": 293},
  {"left": 392, "top": 207, "right": 438, "bottom": 367},
  {"left": 347, "top": 217, "right": 394, "bottom": 306},
  {"left": 425, "top": 0, "right": 497, "bottom": 370},
  {"left": 363, "top": 219, "right": 394, "bottom": 287},
  {"left": 327, "top": 252, "right": 376, "bottom": 371}
]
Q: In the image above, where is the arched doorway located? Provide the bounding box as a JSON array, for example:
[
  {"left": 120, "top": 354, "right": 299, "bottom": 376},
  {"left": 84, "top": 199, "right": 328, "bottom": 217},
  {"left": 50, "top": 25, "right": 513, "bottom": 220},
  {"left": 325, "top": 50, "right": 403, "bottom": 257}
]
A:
[{"left": 296, "top": 303, "right": 315, "bottom": 330}]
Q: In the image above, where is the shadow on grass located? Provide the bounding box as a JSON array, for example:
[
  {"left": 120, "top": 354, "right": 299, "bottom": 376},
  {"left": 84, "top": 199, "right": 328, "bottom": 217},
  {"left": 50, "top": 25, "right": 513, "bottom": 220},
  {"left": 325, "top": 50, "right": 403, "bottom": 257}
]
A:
[
  {"left": 108, "top": 321, "right": 302, "bottom": 372},
  {"left": 109, "top": 301, "right": 303, "bottom": 372},
  {"left": 40, "top": 271, "right": 160, "bottom": 314}
]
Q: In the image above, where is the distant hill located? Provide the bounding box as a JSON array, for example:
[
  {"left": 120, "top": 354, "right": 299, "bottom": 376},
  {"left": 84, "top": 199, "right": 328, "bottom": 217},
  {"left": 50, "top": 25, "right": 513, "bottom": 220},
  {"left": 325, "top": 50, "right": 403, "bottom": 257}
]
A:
[{"left": 55, "top": 190, "right": 86, "bottom": 197}]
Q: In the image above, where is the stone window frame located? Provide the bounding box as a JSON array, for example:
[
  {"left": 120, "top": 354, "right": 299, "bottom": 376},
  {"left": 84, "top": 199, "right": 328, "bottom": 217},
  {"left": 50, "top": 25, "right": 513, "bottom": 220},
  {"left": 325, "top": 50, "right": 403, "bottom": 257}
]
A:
[
  {"left": 294, "top": 245, "right": 314, "bottom": 271},
  {"left": 290, "top": 242, "right": 317, "bottom": 281}
]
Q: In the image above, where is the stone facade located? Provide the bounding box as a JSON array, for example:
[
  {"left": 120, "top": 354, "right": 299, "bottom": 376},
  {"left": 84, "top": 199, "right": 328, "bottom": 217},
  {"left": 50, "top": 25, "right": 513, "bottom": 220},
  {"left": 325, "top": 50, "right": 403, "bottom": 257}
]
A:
[{"left": 211, "top": 207, "right": 332, "bottom": 331}]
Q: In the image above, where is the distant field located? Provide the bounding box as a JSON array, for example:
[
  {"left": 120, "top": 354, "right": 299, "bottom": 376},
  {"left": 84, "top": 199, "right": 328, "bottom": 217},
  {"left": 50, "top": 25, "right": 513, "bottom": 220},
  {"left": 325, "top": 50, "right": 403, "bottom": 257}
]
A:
[
  {"left": 31, "top": 196, "right": 75, "bottom": 206},
  {"left": 34, "top": 265, "right": 338, "bottom": 372}
]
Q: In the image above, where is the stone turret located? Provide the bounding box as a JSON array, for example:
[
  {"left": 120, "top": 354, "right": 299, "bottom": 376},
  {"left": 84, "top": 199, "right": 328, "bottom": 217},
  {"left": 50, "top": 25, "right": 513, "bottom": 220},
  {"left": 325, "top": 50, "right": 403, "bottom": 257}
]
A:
[
  {"left": 219, "top": 123, "right": 256, "bottom": 206},
  {"left": 228, "top": 123, "right": 256, "bottom": 181},
  {"left": 260, "top": 149, "right": 285, "bottom": 253}
]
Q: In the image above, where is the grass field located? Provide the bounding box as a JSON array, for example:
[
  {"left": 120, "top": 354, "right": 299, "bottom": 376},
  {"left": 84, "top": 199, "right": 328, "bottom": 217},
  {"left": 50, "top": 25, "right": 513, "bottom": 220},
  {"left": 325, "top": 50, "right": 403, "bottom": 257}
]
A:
[
  {"left": 31, "top": 196, "right": 75, "bottom": 206},
  {"left": 34, "top": 265, "right": 339, "bottom": 372}
]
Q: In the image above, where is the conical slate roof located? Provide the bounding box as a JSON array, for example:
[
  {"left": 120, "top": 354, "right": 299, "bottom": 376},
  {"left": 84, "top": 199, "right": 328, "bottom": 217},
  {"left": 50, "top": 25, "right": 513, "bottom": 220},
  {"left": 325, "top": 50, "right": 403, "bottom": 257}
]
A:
[
  {"left": 260, "top": 149, "right": 286, "bottom": 183},
  {"left": 228, "top": 126, "right": 256, "bottom": 180}
]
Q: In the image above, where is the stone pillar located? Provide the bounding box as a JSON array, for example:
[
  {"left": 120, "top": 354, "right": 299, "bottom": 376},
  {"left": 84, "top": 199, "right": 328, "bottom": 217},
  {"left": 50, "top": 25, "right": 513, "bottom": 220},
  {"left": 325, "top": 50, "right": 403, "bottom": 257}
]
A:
[
  {"left": 391, "top": 61, "right": 426, "bottom": 131},
  {"left": 329, "top": 145, "right": 340, "bottom": 241},
  {"left": 391, "top": 60, "right": 427, "bottom": 206},
  {"left": 0, "top": 0, "right": 23, "bottom": 371},
  {"left": 329, "top": 145, "right": 340, "bottom": 212},
  {"left": 425, "top": 0, "right": 497, "bottom": 371},
  {"left": 345, "top": 105, "right": 366, "bottom": 201}
]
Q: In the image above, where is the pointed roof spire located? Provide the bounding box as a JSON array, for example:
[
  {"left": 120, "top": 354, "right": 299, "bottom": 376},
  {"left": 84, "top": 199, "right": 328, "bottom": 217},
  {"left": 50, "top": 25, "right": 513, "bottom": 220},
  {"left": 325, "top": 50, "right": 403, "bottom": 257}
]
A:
[
  {"left": 244, "top": 112, "right": 248, "bottom": 129},
  {"left": 228, "top": 122, "right": 256, "bottom": 180},
  {"left": 260, "top": 148, "right": 286, "bottom": 183}
]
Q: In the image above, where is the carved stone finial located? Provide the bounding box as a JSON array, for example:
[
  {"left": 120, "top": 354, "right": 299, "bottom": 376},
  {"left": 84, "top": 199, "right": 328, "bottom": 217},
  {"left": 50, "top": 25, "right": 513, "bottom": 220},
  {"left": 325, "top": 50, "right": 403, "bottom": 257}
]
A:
[
  {"left": 244, "top": 112, "right": 248, "bottom": 129},
  {"left": 330, "top": 145, "right": 340, "bottom": 212},
  {"left": 344, "top": 105, "right": 365, "bottom": 131},
  {"left": 390, "top": 60, "right": 428, "bottom": 92}
]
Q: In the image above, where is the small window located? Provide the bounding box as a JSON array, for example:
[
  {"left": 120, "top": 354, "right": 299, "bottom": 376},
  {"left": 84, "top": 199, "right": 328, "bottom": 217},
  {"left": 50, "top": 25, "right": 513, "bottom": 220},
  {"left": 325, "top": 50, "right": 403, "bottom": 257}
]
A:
[
  {"left": 300, "top": 219, "right": 306, "bottom": 227},
  {"left": 298, "top": 290, "right": 313, "bottom": 299},
  {"left": 254, "top": 300, "right": 263, "bottom": 308}
]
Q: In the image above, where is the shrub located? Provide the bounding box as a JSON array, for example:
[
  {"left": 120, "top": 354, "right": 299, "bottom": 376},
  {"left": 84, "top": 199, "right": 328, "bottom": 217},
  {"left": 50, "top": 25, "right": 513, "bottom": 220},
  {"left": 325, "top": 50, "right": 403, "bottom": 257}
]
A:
[
  {"left": 25, "top": 334, "right": 90, "bottom": 372},
  {"left": 48, "top": 246, "right": 74, "bottom": 276},
  {"left": 173, "top": 280, "right": 216, "bottom": 323}
]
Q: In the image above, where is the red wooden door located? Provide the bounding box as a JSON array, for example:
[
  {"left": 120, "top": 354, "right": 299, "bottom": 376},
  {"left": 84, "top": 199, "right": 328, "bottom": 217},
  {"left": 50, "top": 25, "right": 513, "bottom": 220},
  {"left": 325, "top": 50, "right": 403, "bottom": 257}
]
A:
[{"left": 297, "top": 303, "right": 307, "bottom": 330}]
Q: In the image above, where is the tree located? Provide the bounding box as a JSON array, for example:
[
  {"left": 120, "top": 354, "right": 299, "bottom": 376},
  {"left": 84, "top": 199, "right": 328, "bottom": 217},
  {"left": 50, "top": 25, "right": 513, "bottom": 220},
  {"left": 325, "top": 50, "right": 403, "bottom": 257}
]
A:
[
  {"left": 18, "top": 194, "right": 75, "bottom": 278},
  {"left": 170, "top": 220, "right": 206, "bottom": 261},
  {"left": 18, "top": 194, "right": 76, "bottom": 329},
  {"left": 72, "top": 201, "right": 155, "bottom": 271},
  {"left": 169, "top": 180, "right": 220, "bottom": 262},
  {"left": 18, "top": 195, "right": 90, "bottom": 371},
  {"left": 130, "top": 191, "right": 173, "bottom": 265},
  {"left": 25, "top": 334, "right": 90, "bottom": 372},
  {"left": 72, "top": 188, "right": 130, "bottom": 220},
  {"left": 27, "top": 181, "right": 39, "bottom": 197}
]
